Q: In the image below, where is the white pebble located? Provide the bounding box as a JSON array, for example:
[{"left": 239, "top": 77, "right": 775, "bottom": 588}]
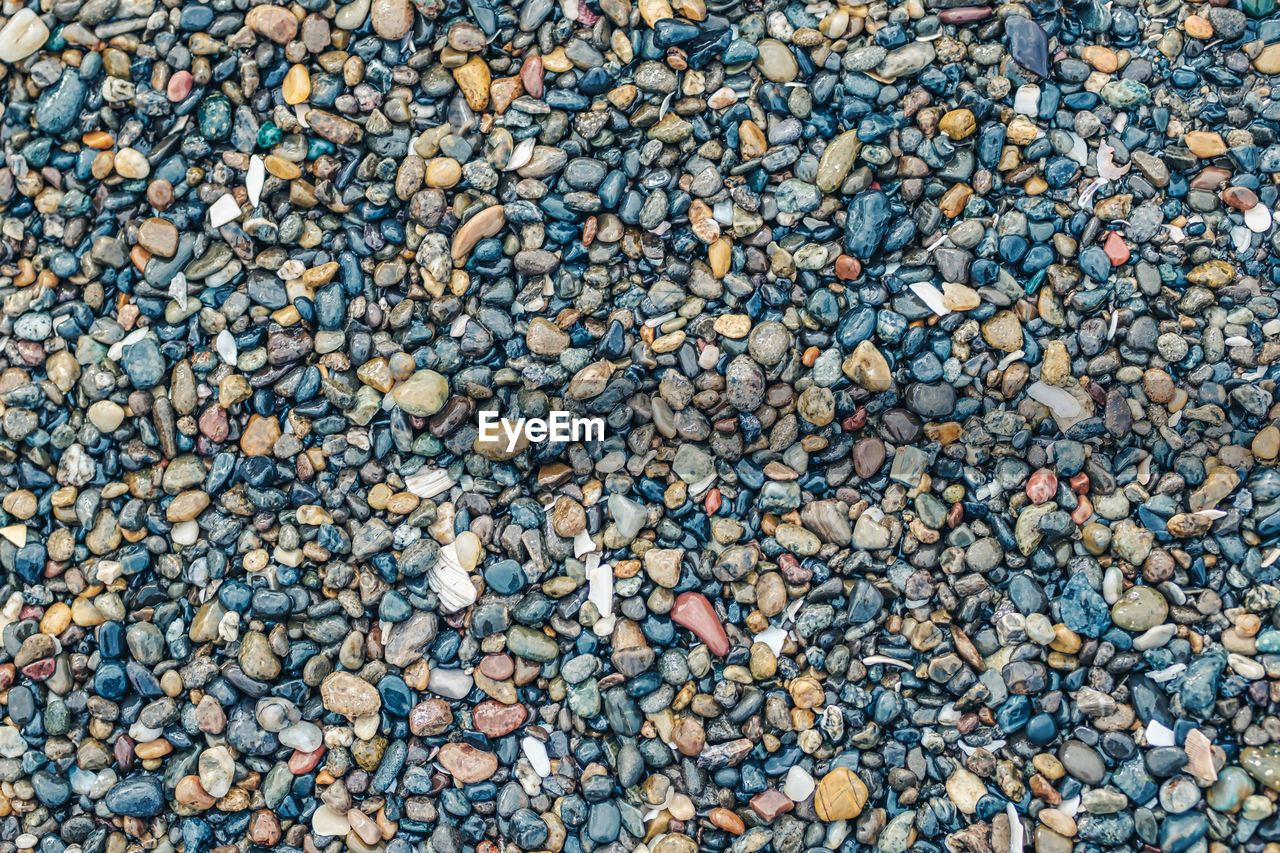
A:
[
  {"left": 312, "top": 804, "right": 351, "bottom": 837},
  {"left": 208, "top": 192, "right": 242, "bottom": 227},
  {"left": 522, "top": 736, "right": 551, "bottom": 777},
  {"left": 784, "top": 766, "right": 815, "bottom": 801},
  {"left": 1232, "top": 225, "right": 1253, "bottom": 252},
  {"left": 1013, "top": 85, "right": 1039, "bottom": 115},
  {"left": 279, "top": 721, "right": 324, "bottom": 752},
  {"left": 87, "top": 400, "right": 125, "bottom": 432},
  {"left": 1102, "top": 566, "right": 1123, "bottom": 605},
  {"left": 172, "top": 520, "right": 200, "bottom": 547},
  {"left": 1132, "top": 624, "right": 1176, "bottom": 651},
  {"left": 1245, "top": 203, "right": 1273, "bottom": 233}
]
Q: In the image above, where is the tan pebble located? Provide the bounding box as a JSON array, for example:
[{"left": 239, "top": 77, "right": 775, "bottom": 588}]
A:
[
  {"left": 426, "top": 157, "right": 462, "bottom": 188},
  {"left": 1183, "top": 15, "right": 1213, "bottom": 39},
  {"left": 114, "top": 147, "right": 150, "bottom": 179},
  {"left": 1082, "top": 45, "right": 1118, "bottom": 72},
  {"left": 1185, "top": 130, "right": 1227, "bottom": 158}
]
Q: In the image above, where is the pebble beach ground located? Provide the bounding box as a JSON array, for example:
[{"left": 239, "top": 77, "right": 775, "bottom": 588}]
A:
[{"left": 0, "top": 0, "right": 1279, "bottom": 852}]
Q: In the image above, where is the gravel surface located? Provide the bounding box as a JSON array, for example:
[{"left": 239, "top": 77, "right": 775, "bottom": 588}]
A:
[{"left": 0, "top": 0, "right": 1279, "bottom": 852}]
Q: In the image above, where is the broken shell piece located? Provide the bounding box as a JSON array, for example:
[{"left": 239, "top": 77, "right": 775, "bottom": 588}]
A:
[
  {"left": 909, "top": 282, "right": 950, "bottom": 316},
  {"left": 247, "top": 155, "right": 265, "bottom": 206},
  {"left": 208, "top": 193, "right": 241, "bottom": 227},
  {"left": 428, "top": 541, "right": 478, "bottom": 614}
]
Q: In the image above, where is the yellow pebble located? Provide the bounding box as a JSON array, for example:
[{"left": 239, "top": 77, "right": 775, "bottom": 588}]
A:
[
  {"left": 282, "top": 64, "right": 311, "bottom": 105},
  {"left": 40, "top": 602, "right": 72, "bottom": 635}
]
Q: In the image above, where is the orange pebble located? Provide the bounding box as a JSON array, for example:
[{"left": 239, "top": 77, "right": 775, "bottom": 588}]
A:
[
  {"left": 709, "top": 807, "right": 745, "bottom": 835},
  {"left": 82, "top": 131, "right": 115, "bottom": 149}
]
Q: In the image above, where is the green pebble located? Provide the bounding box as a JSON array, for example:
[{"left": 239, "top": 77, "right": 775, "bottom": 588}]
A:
[{"left": 258, "top": 121, "right": 282, "bottom": 147}]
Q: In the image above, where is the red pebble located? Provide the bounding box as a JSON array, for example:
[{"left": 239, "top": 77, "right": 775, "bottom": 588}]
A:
[
  {"left": 1103, "top": 231, "right": 1130, "bottom": 267},
  {"left": 472, "top": 699, "right": 528, "bottom": 737},
  {"left": 670, "top": 592, "right": 729, "bottom": 656},
  {"left": 115, "top": 735, "right": 136, "bottom": 771},
  {"left": 521, "top": 56, "right": 544, "bottom": 99},
  {"left": 1025, "top": 468, "right": 1058, "bottom": 504},
  {"left": 1069, "top": 472, "right": 1090, "bottom": 494},
  {"left": 749, "top": 789, "right": 794, "bottom": 821},
  {"left": 705, "top": 488, "right": 722, "bottom": 515},
  {"left": 288, "top": 745, "right": 325, "bottom": 774},
  {"left": 21, "top": 658, "right": 55, "bottom": 681},
  {"left": 834, "top": 255, "right": 861, "bottom": 281}
]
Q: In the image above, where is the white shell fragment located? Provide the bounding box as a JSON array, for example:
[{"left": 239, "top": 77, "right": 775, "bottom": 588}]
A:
[
  {"left": 247, "top": 155, "right": 265, "bottom": 206},
  {"left": 506, "top": 136, "right": 536, "bottom": 172},
  {"left": 573, "top": 529, "right": 596, "bottom": 558},
  {"left": 1097, "top": 140, "right": 1130, "bottom": 181},
  {"left": 427, "top": 542, "right": 478, "bottom": 614},
  {"left": 1026, "top": 381, "right": 1083, "bottom": 418},
  {"left": 404, "top": 467, "right": 457, "bottom": 500},
  {"left": 0, "top": 9, "right": 49, "bottom": 63},
  {"left": 754, "top": 626, "right": 788, "bottom": 656},
  {"left": 169, "top": 272, "right": 188, "bottom": 311},
  {"left": 586, "top": 553, "right": 613, "bottom": 618},
  {"left": 862, "top": 654, "right": 912, "bottom": 670},
  {"left": 107, "top": 327, "right": 149, "bottom": 362},
  {"left": 208, "top": 193, "right": 242, "bottom": 227},
  {"left": 1078, "top": 177, "right": 1107, "bottom": 209},
  {"left": 1145, "top": 719, "right": 1176, "bottom": 747},
  {"left": 1007, "top": 803, "right": 1025, "bottom": 853},
  {"left": 909, "top": 282, "right": 950, "bottom": 316},
  {"left": 997, "top": 350, "right": 1026, "bottom": 370},
  {"left": 216, "top": 329, "right": 237, "bottom": 365}
]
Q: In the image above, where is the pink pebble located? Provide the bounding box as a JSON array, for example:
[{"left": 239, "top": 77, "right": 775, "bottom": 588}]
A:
[
  {"left": 168, "top": 70, "right": 193, "bottom": 102},
  {"left": 1026, "top": 468, "right": 1058, "bottom": 505}
]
